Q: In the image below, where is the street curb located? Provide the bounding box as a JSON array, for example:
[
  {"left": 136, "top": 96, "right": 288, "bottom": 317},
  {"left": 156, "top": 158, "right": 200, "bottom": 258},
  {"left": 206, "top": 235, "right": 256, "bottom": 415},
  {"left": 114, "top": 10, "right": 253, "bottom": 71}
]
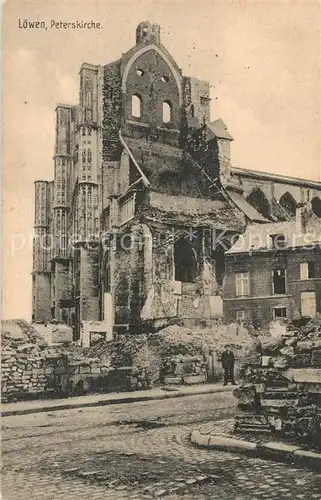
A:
[
  {"left": 1, "top": 386, "right": 234, "bottom": 417},
  {"left": 191, "top": 430, "right": 321, "bottom": 471}
]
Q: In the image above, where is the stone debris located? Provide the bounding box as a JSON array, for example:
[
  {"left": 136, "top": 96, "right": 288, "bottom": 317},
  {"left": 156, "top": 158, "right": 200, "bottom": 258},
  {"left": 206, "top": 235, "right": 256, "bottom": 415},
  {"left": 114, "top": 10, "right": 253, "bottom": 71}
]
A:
[
  {"left": 107, "top": 479, "right": 120, "bottom": 487},
  {"left": 234, "top": 317, "right": 321, "bottom": 446},
  {"left": 155, "top": 490, "right": 167, "bottom": 497}
]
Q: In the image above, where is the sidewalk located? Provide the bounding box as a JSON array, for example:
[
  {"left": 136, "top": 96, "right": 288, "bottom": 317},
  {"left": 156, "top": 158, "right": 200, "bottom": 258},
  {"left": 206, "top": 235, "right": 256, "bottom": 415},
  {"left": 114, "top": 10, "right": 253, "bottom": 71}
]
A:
[
  {"left": 1, "top": 383, "right": 235, "bottom": 417},
  {"left": 191, "top": 419, "right": 321, "bottom": 471}
]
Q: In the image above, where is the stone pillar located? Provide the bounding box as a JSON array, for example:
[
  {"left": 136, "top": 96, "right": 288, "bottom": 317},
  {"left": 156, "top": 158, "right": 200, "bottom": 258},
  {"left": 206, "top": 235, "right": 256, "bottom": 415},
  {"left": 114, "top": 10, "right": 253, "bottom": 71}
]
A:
[
  {"left": 80, "top": 245, "right": 100, "bottom": 321},
  {"left": 103, "top": 292, "right": 114, "bottom": 340},
  {"left": 54, "top": 261, "right": 72, "bottom": 321},
  {"left": 33, "top": 273, "right": 51, "bottom": 323}
]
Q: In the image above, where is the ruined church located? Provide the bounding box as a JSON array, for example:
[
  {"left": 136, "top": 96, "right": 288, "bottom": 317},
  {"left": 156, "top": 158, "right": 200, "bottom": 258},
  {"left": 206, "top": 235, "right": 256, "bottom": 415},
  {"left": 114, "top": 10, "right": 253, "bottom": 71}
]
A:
[{"left": 32, "top": 21, "right": 321, "bottom": 337}]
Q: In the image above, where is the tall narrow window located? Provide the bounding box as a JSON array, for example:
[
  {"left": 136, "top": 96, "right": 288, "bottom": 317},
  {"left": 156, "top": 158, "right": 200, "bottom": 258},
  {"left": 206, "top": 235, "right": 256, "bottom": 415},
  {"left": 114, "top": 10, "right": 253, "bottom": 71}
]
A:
[
  {"left": 301, "top": 291, "right": 316, "bottom": 317},
  {"left": 174, "top": 238, "right": 197, "bottom": 283},
  {"left": 162, "top": 101, "right": 172, "bottom": 123},
  {"left": 131, "top": 94, "right": 141, "bottom": 119},
  {"left": 300, "top": 262, "right": 315, "bottom": 280},
  {"left": 235, "top": 272, "right": 250, "bottom": 297},
  {"left": 272, "top": 269, "right": 286, "bottom": 294}
]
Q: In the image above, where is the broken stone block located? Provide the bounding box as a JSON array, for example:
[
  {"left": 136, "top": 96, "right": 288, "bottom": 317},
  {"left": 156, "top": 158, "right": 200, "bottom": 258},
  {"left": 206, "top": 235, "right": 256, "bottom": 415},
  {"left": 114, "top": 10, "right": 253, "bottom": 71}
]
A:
[
  {"left": 183, "top": 374, "right": 206, "bottom": 384},
  {"left": 78, "top": 365, "right": 91, "bottom": 374},
  {"left": 164, "top": 376, "right": 182, "bottom": 385},
  {"left": 279, "top": 346, "right": 295, "bottom": 358},
  {"left": 296, "top": 341, "right": 314, "bottom": 351},
  {"left": 270, "top": 356, "right": 291, "bottom": 369},
  {"left": 285, "top": 337, "right": 298, "bottom": 347},
  {"left": 311, "top": 349, "right": 321, "bottom": 367},
  {"left": 262, "top": 336, "right": 285, "bottom": 356},
  {"left": 243, "top": 353, "right": 262, "bottom": 365},
  {"left": 291, "top": 352, "right": 312, "bottom": 367},
  {"left": 261, "top": 356, "right": 272, "bottom": 367}
]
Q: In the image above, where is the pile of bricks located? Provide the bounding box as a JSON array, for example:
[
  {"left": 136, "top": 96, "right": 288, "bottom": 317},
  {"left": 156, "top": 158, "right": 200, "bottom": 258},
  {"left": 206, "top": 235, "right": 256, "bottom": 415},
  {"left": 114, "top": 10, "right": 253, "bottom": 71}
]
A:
[{"left": 234, "top": 317, "right": 321, "bottom": 446}]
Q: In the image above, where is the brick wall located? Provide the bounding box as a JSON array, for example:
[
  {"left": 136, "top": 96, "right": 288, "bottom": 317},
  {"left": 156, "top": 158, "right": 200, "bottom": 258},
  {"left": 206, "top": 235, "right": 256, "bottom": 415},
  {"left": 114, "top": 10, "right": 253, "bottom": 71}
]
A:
[
  {"left": 287, "top": 249, "right": 321, "bottom": 318},
  {"left": 123, "top": 48, "right": 181, "bottom": 131},
  {"left": 224, "top": 247, "right": 321, "bottom": 326}
]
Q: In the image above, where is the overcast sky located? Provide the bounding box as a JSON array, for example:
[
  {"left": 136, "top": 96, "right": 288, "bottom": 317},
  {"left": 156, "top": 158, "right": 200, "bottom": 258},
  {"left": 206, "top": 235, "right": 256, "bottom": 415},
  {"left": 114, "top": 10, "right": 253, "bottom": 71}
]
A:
[{"left": 2, "top": 0, "right": 321, "bottom": 320}]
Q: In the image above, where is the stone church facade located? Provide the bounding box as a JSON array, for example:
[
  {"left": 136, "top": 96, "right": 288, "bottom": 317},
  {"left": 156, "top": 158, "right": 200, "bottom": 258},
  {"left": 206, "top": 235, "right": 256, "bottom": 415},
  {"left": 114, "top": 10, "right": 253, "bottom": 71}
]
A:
[{"left": 32, "top": 21, "right": 321, "bottom": 337}]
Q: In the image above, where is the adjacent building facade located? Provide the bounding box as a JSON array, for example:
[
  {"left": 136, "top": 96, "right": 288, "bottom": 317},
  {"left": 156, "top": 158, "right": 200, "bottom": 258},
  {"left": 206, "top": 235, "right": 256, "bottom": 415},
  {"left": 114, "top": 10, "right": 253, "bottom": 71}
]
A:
[
  {"left": 32, "top": 21, "right": 321, "bottom": 337},
  {"left": 223, "top": 209, "right": 321, "bottom": 326}
]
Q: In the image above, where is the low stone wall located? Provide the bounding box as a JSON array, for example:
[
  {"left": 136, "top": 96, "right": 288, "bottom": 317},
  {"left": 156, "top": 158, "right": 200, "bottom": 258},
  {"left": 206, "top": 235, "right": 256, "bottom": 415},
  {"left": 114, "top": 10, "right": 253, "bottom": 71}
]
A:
[{"left": 1, "top": 344, "right": 112, "bottom": 402}]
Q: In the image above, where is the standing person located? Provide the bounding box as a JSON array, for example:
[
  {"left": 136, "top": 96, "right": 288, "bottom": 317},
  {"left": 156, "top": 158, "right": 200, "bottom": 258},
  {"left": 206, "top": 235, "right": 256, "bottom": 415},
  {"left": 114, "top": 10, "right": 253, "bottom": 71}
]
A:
[{"left": 221, "top": 345, "right": 236, "bottom": 385}]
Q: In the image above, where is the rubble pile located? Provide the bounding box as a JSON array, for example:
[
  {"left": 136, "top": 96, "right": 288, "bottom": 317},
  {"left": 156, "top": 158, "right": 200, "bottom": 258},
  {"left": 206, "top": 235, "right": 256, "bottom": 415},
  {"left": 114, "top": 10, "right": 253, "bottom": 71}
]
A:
[
  {"left": 160, "top": 355, "right": 208, "bottom": 385},
  {"left": 234, "top": 317, "right": 321, "bottom": 447},
  {"left": 115, "top": 321, "right": 258, "bottom": 385},
  {"left": 1, "top": 320, "right": 112, "bottom": 402},
  {"left": 150, "top": 321, "right": 257, "bottom": 357}
]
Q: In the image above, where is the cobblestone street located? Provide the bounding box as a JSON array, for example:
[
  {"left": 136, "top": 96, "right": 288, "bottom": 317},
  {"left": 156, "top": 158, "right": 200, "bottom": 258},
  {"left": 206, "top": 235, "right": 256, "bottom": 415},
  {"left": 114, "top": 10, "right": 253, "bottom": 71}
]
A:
[{"left": 2, "top": 392, "right": 320, "bottom": 499}]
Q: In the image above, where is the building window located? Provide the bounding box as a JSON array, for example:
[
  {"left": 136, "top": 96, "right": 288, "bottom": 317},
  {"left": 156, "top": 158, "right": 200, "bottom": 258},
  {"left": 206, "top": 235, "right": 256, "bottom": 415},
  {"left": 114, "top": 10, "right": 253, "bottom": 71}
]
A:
[
  {"left": 273, "top": 307, "right": 287, "bottom": 318},
  {"left": 236, "top": 310, "right": 249, "bottom": 321},
  {"left": 300, "top": 262, "right": 315, "bottom": 280},
  {"left": 246, "top": 188, "right": 270, "bottom": 219},
  {"left": 301, "top": 291, "right": 316, "bottom": 318},
  {"left": 131, "top": 94, "right": 142, "bottom": 119},
  {"left": 119, "top": 193, "right": 136, "bottom": 225},
  {"left": 272, "top": 269, "right": 286, "bottom": 294},
  {"left": 162, "top": 101, "right": 172, "bottom": 123},
  {"left": 174, "top": 238, "right": 197, "bottom": 283},
  {"left": 235, "top": 272, "right": 250, "bottom": 297},
  {"left": 85, "top": 91, "right": 93, "bottom": 109},
  {"left": 311, "top": 197, "right": 321, "bottom": 218},
  {"left": 278, "top": 192, "right": 296, "bottom": 218},
  {"left": 270, "top": 234, "right": 287, "bottom": 249}
]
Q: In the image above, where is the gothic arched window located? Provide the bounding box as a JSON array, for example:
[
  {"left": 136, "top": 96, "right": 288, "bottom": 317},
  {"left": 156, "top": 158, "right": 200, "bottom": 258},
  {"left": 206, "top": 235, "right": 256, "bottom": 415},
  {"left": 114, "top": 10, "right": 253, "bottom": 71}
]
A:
[
  {"left": 279, "top": 192, "right": 296, "bottom": 218},
  {"left": 311, "top": 197, "right": 321, "bottom": 218},
  {"left": 246, "top": 188, "right": 270, "bottom": 219}
]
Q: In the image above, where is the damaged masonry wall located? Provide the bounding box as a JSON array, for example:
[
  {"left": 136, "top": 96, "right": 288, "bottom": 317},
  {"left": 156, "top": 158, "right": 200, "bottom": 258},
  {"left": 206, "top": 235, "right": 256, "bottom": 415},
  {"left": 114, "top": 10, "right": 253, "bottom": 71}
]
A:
[{"left": 1, "top": 320, "right": 152, "bottom": 402}]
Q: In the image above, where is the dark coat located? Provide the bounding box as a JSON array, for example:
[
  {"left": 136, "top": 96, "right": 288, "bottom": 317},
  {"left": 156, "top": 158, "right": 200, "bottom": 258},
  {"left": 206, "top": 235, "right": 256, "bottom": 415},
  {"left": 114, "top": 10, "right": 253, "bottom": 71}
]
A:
[{"left": 221, "top": 350, "right": 235, "bottom": 368}]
